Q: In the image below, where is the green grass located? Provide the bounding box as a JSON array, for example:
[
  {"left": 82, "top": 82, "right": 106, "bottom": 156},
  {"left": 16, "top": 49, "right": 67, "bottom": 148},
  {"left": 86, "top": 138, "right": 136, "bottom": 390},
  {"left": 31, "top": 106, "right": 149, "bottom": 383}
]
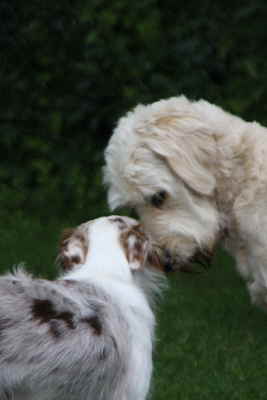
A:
[{"left": 1, "top": 215, "right": 267, "bottom": 399}]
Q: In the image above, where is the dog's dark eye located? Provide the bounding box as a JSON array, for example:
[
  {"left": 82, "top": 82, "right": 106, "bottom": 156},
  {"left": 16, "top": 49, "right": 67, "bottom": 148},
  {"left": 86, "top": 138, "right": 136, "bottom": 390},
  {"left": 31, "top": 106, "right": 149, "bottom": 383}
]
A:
[{"left": 150, "top": 191, "right": 167, "bottom": 208}]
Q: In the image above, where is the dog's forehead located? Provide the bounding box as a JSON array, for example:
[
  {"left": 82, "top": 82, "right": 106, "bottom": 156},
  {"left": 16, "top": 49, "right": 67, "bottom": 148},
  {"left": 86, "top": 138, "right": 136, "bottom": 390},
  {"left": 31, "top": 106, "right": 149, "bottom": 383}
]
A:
[
  {"left": 108, "top": 216, "right": 140, "bottom": 231},
  {"left": 81, "top": 216, "right": 141, "bottom": 235}
]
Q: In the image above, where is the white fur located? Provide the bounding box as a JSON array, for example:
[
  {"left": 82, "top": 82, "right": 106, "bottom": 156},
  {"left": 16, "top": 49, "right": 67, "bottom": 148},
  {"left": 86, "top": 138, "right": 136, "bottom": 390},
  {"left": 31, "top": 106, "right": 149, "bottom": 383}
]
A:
[
  {"left": 104, "top": 95, "right": 267, "bottom": 309},
  {"left": 0, "top": 216, "right": 165, "bottom": 399}
]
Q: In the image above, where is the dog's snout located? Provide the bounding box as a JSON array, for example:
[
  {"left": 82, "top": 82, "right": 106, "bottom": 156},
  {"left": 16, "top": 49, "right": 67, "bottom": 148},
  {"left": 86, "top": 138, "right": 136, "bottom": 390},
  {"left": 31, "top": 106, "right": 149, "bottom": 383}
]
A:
[
  {"left": 163, "top": 250, "right": 176, "bottom": 273},
  {"left": 161, "top": 248, "right": 214, "bottom": 274}
]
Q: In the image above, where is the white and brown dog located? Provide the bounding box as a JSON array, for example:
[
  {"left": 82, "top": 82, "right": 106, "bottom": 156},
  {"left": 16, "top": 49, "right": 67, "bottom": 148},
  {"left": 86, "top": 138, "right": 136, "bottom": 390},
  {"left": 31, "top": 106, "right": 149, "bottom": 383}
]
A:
[
  {"left": 104, "top": 95, "right": 267, "bottom": 310},
  {"left": 0, "top": 216, "right": 165, "bottom": 400}
]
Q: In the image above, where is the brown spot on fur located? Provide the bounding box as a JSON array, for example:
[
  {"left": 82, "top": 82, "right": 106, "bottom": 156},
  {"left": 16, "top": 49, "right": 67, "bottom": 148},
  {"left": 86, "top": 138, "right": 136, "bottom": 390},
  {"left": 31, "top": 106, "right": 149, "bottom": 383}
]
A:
[
  {"left": 32, "top": 299, "right": 56, "bottom": 323},
  {"left": 49, "top": 320, "right": 64, "bottom": 338},
  {"left": 71, "top": 255, "right": 82, "bottom": 264},
  {"left": 58, "top": 227, "right": 89, "bottom": 271},
  {"left": 81, "top": 315, "right": 102, "bottom": 335},
  {"left": 120, "top": 224, "right": 148, "bottom": 269},
  {"left": 110, "top": 217, "right": 128, "bottom": 230},
  {"left": 58, "top": 312, "right": 75, "bottom": 329},
  {"left": 59, "top": 255, "right": 73, "bottom": 271},
  {"left": 120, "top": 231, "right": 130, "bottom": 262},
  {"left": 60, "top": 228, "right": 76, "bottom": 243},
  {"left": 32, "top": 299, "right": 75, "bottom": 333}
]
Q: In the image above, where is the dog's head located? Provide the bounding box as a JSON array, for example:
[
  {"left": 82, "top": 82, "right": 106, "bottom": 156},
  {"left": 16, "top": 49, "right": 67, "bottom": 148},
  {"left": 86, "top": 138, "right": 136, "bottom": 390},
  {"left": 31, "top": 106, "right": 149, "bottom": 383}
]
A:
[
  {"left": 104, "top": 96, "right": 221, "bottom": 272},
  {"left": 58, "top": 216, "right": 163, "bottom": 279}
]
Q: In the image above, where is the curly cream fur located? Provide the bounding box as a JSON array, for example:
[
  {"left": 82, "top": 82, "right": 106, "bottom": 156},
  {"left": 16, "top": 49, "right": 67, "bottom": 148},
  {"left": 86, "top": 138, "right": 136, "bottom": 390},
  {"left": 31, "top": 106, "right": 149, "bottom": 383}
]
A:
[{"left": 104, "top": 95, "right": 267, "bottom": 309}]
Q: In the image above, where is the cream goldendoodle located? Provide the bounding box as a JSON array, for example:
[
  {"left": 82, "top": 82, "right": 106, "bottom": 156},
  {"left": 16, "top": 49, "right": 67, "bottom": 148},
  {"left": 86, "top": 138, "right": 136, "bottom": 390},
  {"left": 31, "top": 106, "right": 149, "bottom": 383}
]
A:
[{"left": 104, "top": 95, "right": 267, "bottom": 309}]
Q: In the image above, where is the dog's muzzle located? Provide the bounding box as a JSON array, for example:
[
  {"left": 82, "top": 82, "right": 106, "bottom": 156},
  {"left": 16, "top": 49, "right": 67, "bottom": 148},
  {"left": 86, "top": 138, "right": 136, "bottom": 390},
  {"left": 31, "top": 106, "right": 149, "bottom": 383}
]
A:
[
  {"left": 162, "top": 249, "right": 214, "bottom": 273},
  {"left": 162, "top": 250, "right": 175, "bottom": 273}
]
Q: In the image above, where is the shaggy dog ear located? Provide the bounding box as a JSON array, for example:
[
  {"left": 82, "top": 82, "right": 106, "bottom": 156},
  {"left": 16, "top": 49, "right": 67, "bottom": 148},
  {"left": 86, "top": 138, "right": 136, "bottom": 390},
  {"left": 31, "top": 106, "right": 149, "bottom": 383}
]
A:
[{"left": 144, "top": 117, "right": 217, "bottom": 196}]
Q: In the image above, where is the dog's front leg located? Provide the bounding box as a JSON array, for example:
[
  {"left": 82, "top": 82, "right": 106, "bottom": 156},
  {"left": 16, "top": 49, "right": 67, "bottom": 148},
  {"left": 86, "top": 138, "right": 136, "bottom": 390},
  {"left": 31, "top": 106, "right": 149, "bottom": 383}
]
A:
[{"left": 233, "top": 199, "right": 267, "bottom": 310}]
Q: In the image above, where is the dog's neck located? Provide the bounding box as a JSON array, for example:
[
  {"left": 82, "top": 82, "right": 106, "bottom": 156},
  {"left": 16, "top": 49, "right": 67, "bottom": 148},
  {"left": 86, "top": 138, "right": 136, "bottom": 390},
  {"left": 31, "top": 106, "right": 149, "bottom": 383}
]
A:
[{"left": 64, "top": 250, "right": 154, "bottom": 321}]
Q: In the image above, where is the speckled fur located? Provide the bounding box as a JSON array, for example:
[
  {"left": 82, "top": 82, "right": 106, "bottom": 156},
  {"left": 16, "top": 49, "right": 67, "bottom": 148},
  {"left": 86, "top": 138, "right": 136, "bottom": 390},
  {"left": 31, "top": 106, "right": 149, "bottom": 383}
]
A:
[{"left": 0, "top": 216, "right": 165, "bottom": 400}]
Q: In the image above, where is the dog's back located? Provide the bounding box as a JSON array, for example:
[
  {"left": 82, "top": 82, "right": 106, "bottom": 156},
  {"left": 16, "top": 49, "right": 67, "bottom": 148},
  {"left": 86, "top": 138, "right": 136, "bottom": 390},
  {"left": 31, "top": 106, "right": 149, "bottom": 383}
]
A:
[
  {"left": 0, "top": 270, "right": 129, "bottom": 400},
  {"left": 0, "top": 216, "right": 164, "bottom": 400}
]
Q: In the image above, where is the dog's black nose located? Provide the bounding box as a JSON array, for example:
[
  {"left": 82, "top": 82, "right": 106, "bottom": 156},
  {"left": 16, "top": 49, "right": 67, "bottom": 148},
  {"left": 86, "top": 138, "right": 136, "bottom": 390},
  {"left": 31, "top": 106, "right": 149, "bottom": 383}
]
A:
[{"left": 163, "top": 250, "right": 175, "bottom": 273}]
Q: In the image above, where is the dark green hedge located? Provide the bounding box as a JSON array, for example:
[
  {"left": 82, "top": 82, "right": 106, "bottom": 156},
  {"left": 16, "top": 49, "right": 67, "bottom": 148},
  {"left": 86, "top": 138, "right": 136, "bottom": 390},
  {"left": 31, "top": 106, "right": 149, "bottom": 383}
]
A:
[{"left": 1, "top": 0, "right": 267, "bottom": 219}]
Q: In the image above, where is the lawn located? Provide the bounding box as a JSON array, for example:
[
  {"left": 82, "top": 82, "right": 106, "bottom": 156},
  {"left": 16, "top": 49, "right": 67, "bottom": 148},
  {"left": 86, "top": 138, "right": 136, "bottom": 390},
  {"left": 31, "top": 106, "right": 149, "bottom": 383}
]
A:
[{"left": 1, "top": 214, "right": 267, "bottom": 399}]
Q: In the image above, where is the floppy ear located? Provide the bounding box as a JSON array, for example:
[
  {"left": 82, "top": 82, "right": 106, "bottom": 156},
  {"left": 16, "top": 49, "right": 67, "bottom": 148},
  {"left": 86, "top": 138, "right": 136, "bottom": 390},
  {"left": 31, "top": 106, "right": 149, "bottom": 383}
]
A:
[
  {"left": 122, "top": 226, "right": 149, "bottom": 270},
  {"left": 57, "top": 228, "right": 88, "bottom": 271},
  {"left": 144, "top": 116, "right": 217, "bottom": 196}
]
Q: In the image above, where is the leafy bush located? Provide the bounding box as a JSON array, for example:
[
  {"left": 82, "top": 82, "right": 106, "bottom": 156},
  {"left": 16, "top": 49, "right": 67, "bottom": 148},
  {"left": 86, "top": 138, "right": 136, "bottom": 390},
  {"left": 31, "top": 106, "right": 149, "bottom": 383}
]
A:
[{"left": 1, "top": 0, "right": 267, "bottom": 219}]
